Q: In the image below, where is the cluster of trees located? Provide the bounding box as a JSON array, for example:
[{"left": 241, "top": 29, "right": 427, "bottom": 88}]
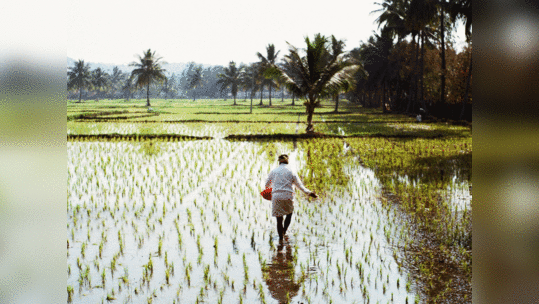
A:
[
  {"left": 66, "top": 53, "right": 294, "bottom": 105},
  {"left": 344, "top": 0, "right": 472, "bottom": 120}
]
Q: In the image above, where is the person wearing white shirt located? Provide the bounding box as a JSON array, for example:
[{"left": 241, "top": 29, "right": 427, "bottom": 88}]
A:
[{"left": 264, "top": 154, "right": 318, "bottom": 241}]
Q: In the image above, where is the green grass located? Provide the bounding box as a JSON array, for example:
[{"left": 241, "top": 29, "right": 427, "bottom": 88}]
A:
[
  {"left": 67, "top": 98, "right": 470, "bottom": 138},
  {"left": 67, "top": 98, "right": 413, "bottom": 123}
]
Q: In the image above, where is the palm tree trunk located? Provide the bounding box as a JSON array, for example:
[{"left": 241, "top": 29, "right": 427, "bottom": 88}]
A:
[
  {"left": 281, "top": 88, "right": 284, "bottom": 102},
  {"left": 382, "top": 82, "right": 387, "bottom": 113},
  {"left": 305, "top": 98, "right": 315, "bottom": 133},
  {"left": 420, "top": 30, "right": 427, "bottom": 113},
  {"left": 146, "top": 82, "right": 151, "bottom": 106},
  {"left": 164, "top": 78, "right": 168, "bottom": 100},
  {"left": 78, "top": 88, "right": 82, "bottom": 103},
  {"left": 334, "top": 94, "right": 339, "bottom": 113},
  {"left": 292, "top": 92, "right": 295, "bottom": 105},
  {"left": 259, "top": 85, "right": 264, "bottom": 105},
  {"left": 460, "top": 54, "right": 472, "bottom": 120},
  {"left": 269, "top": 83, "right": 272, "bottom": 106},
  {"left": 233, "top": 93, "right": 236, "bottom": 105},
  {"left": 441, "top": 3, "right": 447, "bottom": 105},
  {"left": 406, "top": 35, "right": 419, "bottom": 113}
]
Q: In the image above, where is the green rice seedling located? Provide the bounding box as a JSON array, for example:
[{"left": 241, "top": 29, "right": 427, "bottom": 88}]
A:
[
  {"left": 214, "top": 236, "right": 218, "bottom": 256},
  {"left": 93, "top": 257, "right": 99, "bottom": 271},
  {"left": 185, "top": 262, "right": 191, "bottom": 286},
  {"left": 197, "top": 251, "right": 203, "bottom": 265},
  {"left": 121, "top": 267, "right": 129, "bottom": 285},
  {"left": 67, "top": 285, "right": 74, "bottom": 303},
  {"left": 110, "top": 257, "right": 116, "bottom": 277},
  {"left": 158, "top": 236, "right": 163, "bottom": 257},
  {"left": 81, "top": 241, "right": 87, "bottom": 259},
  {"left": 99, "top": 241, "right": 104, "bottom": 258},
  {"left": 101, "top": 268, "right": 106, "bottom": 286},
  {"left": 243, "top": 253, "right": 249, "bottom": 283},
  {"left": 203, "top": 264, "right": 210, "bottom": 284},
  {"left": 165, "top": 267, "right": 171, "bottom": 285}
]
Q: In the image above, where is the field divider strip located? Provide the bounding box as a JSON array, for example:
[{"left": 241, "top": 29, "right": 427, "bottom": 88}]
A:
[{"left": 67, "top": 133, "right": 213, "bottom": 141}]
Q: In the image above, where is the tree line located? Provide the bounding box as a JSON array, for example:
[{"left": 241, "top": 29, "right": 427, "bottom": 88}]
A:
[
  {"left": 66, "top": 55, "right": 293, "bottom": 105},
  {"left": 68, "top": 0, "right": 472, "bottom": 130}
]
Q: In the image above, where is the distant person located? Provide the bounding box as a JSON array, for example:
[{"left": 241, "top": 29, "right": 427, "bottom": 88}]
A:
[{"left": 264, "top": 154, "right": 317, "bottom": 242}]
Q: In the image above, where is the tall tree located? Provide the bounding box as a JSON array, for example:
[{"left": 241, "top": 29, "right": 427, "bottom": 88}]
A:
[
  {"left": 187, "top": 65, "right": 204, "bottom": 101},
  {"left": 122, "top": 75, "right": 135, "bottom": 101},
  {"left": 160, "top": 73, "right": 177, "bottom": 100},
  {"left": 242, "top": 63, "right": 261, "bottom": 113},
  {"left": 265, "top": 34, "right": 361, "bottom": 133},
  {"left": 91, "top": 67, "right": 110, "bottom": 100},
  {"left": 129, "top": 49, "right": 167, "bottom": 107},
  {"left": 67, "top": 59, "right": 92, "bottom": 103},
  {"left": 328, "top": 36, "right": 348, "bottom": 113},
  {"left": 109, "top": 66, "right": 124, "bottom": 99},
  {"left": 450, "top": 0, "right": 472, "bottom": 119},
  {"left": 373, "top": 0, "right": 409, "bottom": 42},
  {"left": 257, "top": 44, "right": 280, "bottom": 106},
  {"left": 405, "top": 0, "right": 437, "bottom": 112},
  {"left": 217, "top": 61, "right": 244, "bottom": 105}
]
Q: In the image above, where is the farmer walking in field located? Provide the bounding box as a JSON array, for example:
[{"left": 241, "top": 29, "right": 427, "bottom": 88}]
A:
[{"left": 264, "top": 154, "right": 317, "bottom": 242}]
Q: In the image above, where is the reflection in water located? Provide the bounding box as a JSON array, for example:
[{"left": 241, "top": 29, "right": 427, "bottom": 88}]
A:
[{"left": 263, "top": 238, "right": 301, "bottom": 304}]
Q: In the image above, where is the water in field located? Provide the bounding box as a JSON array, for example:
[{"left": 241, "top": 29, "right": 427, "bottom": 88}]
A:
[{"left": 68, "top": 140, "right": 423, "bottom": 303}]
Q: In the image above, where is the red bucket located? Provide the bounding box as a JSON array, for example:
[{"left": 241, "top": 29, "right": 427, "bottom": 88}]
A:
[{"left": 260, "top": 188, "right": 272, "bottom": 200}]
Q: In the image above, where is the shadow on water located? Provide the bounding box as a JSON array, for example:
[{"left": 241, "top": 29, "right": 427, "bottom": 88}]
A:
[{"left": 263, "top": 239, "right": 301, "bottom": 304}]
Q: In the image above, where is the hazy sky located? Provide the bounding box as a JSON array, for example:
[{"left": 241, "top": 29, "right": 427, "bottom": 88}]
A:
[{"left": 68, "top": 0, "right": 468, "bottom": 66}]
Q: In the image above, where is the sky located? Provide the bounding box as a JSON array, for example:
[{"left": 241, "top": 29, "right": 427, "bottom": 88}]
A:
[{"left": 68, "top": 0, "right": 468, "bottom": 67}]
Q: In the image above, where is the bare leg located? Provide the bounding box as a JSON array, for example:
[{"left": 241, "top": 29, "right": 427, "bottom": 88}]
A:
[
  {"left": 283, "top": 213, "right": 293, "bottom": 236},
  {"left": 276, "top": 216, "right": 284, "bottom": 240}
]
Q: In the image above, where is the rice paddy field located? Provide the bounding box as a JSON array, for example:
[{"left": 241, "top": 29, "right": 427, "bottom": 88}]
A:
[{"left": 67, "top": 99, "right": 472, "bottom": 303}]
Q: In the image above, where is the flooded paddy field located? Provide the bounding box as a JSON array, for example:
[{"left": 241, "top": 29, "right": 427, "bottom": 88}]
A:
[{"left": 67, "top": 139, "right": 468, "bottom": 304}]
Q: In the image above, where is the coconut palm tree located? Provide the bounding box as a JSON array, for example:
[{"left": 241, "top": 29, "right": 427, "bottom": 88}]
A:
[
  {"left": 109, "top": 66, "right": 124, "bottom": 99},
  {"left": 265, "top": 34, "right": 362, "bottom": 133},
  {"left": 187, "top": 65, "right": 204, "bottom": 101},
  {"left": 217, "top": 61, "right": 244, "bottom": 105},
  {"left": 122, "top": 75, "right": 135, "bottom": 101},
  {"left": 91, "top": 67, "right": 110, "bottom": 100},
  {"left": 257, "top": 44, "right": 280, "bottom": 106},
  {"left": 129, "top": 49, "right": 167, "bottom": 107},
  {"left": 372, "top": 0, "right": 409, "bottom": 42},
  {"left": 67, "top": 59, "right": 92, "bottom": 103},
  {"left": 242, "top": 63, "right": 261, "bottom": 113}
]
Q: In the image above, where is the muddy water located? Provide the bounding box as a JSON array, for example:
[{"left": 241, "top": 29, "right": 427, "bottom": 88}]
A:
[{"left": 68, "top": 141, "right": 420, "bottom": 303}]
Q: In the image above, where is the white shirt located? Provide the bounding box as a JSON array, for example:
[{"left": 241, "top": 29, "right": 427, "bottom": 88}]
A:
[{"left": 264, "top": 163, "right": 312, "bottom": 201}]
